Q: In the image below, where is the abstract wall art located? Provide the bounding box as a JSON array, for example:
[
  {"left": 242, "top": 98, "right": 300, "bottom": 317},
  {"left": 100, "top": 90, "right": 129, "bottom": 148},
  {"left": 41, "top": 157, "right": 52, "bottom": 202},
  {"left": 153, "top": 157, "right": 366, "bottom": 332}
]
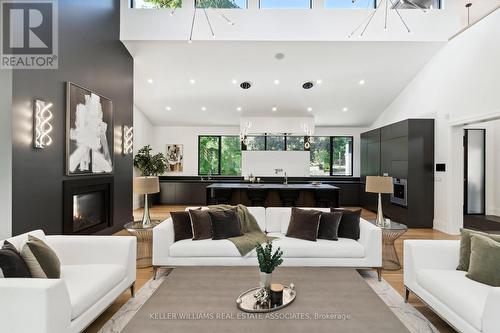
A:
[{"left": 166, "top": 144, "right": 183, "bottom": 172}]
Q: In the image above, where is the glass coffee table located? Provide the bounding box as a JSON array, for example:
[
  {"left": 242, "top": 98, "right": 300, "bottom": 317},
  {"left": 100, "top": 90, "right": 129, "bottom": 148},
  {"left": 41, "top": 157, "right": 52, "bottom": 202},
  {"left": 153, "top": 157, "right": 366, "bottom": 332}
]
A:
[{"left": 124, "top": 220, "right": 161, "bottom": 268}]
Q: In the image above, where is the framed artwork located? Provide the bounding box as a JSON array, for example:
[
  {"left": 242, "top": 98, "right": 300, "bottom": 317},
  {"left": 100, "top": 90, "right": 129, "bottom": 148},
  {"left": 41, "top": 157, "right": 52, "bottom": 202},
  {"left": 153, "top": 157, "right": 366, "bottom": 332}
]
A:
[
  {"left": 66, "top": 82, "right": 114, "bottom": 176},
  {"left": 166, "top": 144, "right": 183, "bottom": 172}
]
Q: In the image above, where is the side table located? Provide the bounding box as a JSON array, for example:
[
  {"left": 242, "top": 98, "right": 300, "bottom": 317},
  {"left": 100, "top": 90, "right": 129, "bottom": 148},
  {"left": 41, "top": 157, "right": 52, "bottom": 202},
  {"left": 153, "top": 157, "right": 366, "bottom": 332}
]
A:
[
  {"left": 380, "top": 221, "right": 408, "bottom": 270},
  {"left": 124, "top": 220, "right": 160, "bottom": 268}
]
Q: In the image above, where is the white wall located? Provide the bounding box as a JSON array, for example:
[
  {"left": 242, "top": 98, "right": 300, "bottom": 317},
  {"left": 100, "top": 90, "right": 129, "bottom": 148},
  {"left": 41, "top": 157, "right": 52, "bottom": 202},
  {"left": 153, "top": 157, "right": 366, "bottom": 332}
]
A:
[
  {"left": 242, "top": 151, "right": 310, "bottom": 177},
  {"left": 133, "top": 105, "right": 154, "bottom": 209},
  {"left": 495, "top": 124, "right": 500, "bottom": 216},
  {"left": 371, "top": 9, "right": 500, "bottom": 234},
  {"left": 0, "top": 69, "right": 12, "bottom": 239},
  {"left": 148, "top": 126, "right": 365, "bottom": 177}
]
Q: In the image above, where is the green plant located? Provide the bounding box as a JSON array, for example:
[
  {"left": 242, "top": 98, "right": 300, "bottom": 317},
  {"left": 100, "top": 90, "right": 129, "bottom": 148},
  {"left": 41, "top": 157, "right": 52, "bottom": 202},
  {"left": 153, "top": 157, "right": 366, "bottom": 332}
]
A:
[
  {"left": 255, "top": 241, "right": 283, "bottom": 274},
  {"left": 144, "top": 0, "right": 181, "bottom": 9},
  {"left": 133, "top": 145, "right": 167, "bottom": 176}
]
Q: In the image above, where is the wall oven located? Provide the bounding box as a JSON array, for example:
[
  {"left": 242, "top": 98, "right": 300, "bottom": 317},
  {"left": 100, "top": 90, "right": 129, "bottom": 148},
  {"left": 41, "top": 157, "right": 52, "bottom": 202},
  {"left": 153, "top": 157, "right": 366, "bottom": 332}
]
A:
[{"left": 391, "top": 178, "right": 408, "bottom": 207}]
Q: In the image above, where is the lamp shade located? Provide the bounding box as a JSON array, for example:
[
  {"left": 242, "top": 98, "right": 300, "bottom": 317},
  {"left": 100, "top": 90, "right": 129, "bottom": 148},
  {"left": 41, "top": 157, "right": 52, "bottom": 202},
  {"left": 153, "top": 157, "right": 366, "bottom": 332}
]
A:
[
  {"left": 134, "top": 176, "right": 160, "bottom": 195},
  {"left": 365, "top": 176, "right": 393, "bottom": 194}
]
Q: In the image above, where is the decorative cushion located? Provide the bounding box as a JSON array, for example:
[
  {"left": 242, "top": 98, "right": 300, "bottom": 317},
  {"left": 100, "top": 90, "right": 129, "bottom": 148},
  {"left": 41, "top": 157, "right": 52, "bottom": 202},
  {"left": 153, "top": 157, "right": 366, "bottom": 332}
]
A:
[
  {"left": 189, "top": 209, "right": 213, "bottom": 240},
  {"left": 332, "top": 208, "right": 361, "bottom": 240},
  {"left": 208, "top": 208, "right": 243, "bottom": 240},
  {"left": 0, "top": 240, "right": 31, "bottom": 278},
  {"left": 285, "top": 207, "right": 322, "bottom": 242},
  {"left": 318, "top": 211, "right": 343, "bottom": 241},
  {"left": 21, "top": 235, "right": 61, "bottom": 278},
  {"left": 457, "top": 228, "right": 500, "bottom": 271},
  {"left": 466, "top": 234, "right": 500, "bottom": 286},
  {"left": 171, "top": 209, "right": 199, "bottom": 242}
]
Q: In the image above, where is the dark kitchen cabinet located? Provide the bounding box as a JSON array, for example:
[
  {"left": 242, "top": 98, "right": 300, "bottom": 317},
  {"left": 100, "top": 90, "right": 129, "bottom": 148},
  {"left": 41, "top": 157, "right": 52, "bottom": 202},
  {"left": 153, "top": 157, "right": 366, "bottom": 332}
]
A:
[{"left": 361, "top": 119, "right": 434, "bottom": 228}]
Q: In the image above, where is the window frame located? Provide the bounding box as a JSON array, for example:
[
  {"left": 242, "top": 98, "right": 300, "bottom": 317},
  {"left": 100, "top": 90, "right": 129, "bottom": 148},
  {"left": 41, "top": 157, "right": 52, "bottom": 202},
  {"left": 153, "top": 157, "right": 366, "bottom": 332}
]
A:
[
  {"left": 330, "top": 136, "right": 354, "bottom": 177},
  {"left": 195, "top": 0, "right": 248, "bottom": 9},
  {"left": 198, "top": 135, "right": 241, "bottom": 175}
]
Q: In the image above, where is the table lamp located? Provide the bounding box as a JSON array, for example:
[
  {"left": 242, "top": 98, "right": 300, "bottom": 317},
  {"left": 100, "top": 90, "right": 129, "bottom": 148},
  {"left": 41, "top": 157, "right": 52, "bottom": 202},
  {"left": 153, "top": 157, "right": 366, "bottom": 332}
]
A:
[
  {"left": 365, "top": 176, "right": 393, "bottom": 227},
  {"left": 134, "top": 176, "right": 160, "bottom": 226}
]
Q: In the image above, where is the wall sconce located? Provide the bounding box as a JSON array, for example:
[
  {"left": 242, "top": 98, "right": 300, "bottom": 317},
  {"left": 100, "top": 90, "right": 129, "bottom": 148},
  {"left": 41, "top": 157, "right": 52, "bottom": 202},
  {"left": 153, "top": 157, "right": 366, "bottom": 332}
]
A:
[
  {"left": 34, "top": 99, "right": 53, "bottom": 149},
  {"left": 122, "top": 125, "right": 134, "bottom": 155}
]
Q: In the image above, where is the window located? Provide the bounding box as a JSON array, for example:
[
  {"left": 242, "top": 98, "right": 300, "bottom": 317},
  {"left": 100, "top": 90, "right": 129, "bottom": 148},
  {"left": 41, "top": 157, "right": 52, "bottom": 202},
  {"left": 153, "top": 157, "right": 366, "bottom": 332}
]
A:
[
  {"left": 286, "top": 136, "right": 304, "bottom": 151},
  {"left": 266, "top": 136, "right": 285, "bottom": 151},
  {"left": 245, "top": 136, "right": 265, "bottom": 151},
  {"left": 392, "top": 0, "right": 440, "bottom": 9},
  {"left": 325, "top": 0, "right": 374, "bottom": 8},
  {"left": 309, "top": 137, "right": 331, "bottom": 176},
  {"left": 260, "top": 0, "right": 311, "bottom": 9},
  {"left": 196, "top": 0, "right": 247, "bottom": 8},
  {"left": 198, "top": 136, "right": 241, "bottom": 175},
  {"left": 331, "top": 137, "right": 353, "bottom": 176},
  {"left": 132, "top": 0, "right": 181, "bottom": 9}
]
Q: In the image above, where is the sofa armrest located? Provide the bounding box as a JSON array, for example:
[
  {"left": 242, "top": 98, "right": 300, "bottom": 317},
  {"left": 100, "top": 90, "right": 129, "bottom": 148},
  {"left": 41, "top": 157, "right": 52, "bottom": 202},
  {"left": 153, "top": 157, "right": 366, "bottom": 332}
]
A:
[
  {"left": 47, "top": 235, "right": 136, "bottom": 282},
  {"left": 483, "top": 288, "right": 500, "bottom": 333},
  {"left": 358, "top": 219, "right": 382, "bottom": 267},
  {"left": 403, "top": 240, "right": 460, "bottom": 290},
  {"left": 0, "top": 278, "right": 71, "bottom": 333},
  {"left": 153, "top": 218, "right": 174, "bottom": 266}
]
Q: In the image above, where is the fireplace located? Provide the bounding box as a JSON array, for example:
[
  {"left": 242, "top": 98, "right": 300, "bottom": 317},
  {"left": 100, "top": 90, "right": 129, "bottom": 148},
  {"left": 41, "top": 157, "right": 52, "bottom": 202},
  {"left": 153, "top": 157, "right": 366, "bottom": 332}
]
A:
[{"left": 63, "top": 177, "right": 113, "bottom": 235}]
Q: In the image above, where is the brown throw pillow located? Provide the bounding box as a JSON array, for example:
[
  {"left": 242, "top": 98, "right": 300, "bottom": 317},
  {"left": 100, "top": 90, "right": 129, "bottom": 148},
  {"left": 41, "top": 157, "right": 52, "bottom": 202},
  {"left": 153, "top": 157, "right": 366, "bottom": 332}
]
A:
[
  {"left": 457, "top": 228, "right": 500, "bottom": 271},
  {"left": 189, "top": 209, "right": 212, "bottom": 240},
  {"left": 21, "top": 235, "right": 61, "bottom": 279},
  {"left": 208, "top": 208, "right": 243, "bottom": 240},
  {"left": 332, "top": 208, "right": 361, "bottom": 240},
  {"left": 171, "top": 209, "right": 200, "bottom": 242},
  {"left": 318, "top": 211, "right": 343, "bottom": 241},
  {"left": 466, "top": 234, "right": 500, "bottom": 286},
  {"left": 286, "top": 208, "right": 322, "bottom": 242},
  {"left": 0, "top": 241, "right": 31, "bottom": 278}
]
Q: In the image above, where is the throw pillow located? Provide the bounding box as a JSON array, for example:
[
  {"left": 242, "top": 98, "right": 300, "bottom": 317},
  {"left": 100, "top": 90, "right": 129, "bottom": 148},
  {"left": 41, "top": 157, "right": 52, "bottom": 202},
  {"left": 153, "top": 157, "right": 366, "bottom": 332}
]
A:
[
  {"left": 318, "top": 211, "right": 343, "bottom": 241},
  {"left": 286, "top": 208, "right": 322, "bottom": 242},
  {"left": 208, "top": 208, "right": 243, "bottom": 240},
  {"left": 466, "top": 234, "right": 500, "bottom": 286},
  {"left": 331, "top": 208, "right": 362, "bottom": 240},
  {"left": 189, "top": 209, "right": 213, "bottom": 240},
  {"left": 457, "top": 228, "right": 500, "bottom": 271},
  {"left": 171, "top": 209, "right": 200, "bottom": 242},
  {"left": 0, "top": 240, "right": 31, "bottom": 278},
  {"left": 21, "top": 235, "right": 61, "bottom": 279}
]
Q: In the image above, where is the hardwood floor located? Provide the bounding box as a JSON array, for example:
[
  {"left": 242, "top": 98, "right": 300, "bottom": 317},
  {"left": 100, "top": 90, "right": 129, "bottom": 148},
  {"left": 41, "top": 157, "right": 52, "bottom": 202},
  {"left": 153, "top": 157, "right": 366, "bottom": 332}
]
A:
[{"left": 84, "top": 205, "right": 459, "bottom": 333}]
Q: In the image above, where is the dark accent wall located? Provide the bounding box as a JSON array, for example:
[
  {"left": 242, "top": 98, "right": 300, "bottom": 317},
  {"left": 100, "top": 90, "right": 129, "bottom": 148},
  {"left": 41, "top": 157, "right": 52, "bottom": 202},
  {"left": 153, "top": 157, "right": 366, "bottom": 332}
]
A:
[{"left": 11, "top": 0, "right": 133, "bottom": 235}]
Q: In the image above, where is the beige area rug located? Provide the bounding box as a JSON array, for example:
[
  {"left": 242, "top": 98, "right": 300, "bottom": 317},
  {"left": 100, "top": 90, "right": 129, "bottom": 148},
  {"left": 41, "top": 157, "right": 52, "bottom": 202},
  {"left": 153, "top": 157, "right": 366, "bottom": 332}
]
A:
[{"left": 99, "top": 267, "right": 438, "bottom": 333}]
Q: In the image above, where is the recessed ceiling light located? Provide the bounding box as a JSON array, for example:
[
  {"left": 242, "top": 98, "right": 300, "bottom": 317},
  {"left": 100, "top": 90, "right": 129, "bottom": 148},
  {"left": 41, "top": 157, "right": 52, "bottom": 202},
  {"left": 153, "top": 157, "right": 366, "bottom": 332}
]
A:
[
  {"left": 165, "top": 106, "right": 172, "bottom": 111},
  {"left": 232, "top": 79, "right": 238, "bottom": 84},
  {"left": 189, "top": 79, "right": 196, "bottom": 84},
  {"left": 147, "top": 79, "right": 154, "bottom": 84},
  {"left": 316, "top": 79, "right": 323, "bottom": 85},
  {"left": 236, "top": 107, "right": 242, "bottom": 112},
  {"left": 307, "top": 107, "right": 313, "bottom": 112},
  {"left": 201, "top": 106, "right": 207, "bottom": 111},
  {"left": 271, "top": 106, "right": 278, "bottom": 112},
  {"left": 303, "top": 81, "right": 314, "bottom": 89},
  {"left": 342, "top": 107, "right": 349, "bottom": 112},
  {"left": 275, "top": 53, "right": 285, "bottom": 60},
  {"left": 359, "top": 79, "right": 366, "bottom": 85},
  {"left": 274, "top": 79, "right": 280, "bottom": 85}
]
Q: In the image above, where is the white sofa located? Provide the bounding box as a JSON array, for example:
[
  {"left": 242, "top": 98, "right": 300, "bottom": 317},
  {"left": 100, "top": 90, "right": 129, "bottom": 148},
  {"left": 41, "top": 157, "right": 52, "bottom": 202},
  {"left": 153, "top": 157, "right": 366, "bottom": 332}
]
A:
[
  {"left": 153, "top": 207, "right": 382, "bottom": 277},
  {"left": 404, "top": 240, "right": 500, "bottom": 333},
  {"left": 0, "top": 230, "right": 136, "bottom": 333}
]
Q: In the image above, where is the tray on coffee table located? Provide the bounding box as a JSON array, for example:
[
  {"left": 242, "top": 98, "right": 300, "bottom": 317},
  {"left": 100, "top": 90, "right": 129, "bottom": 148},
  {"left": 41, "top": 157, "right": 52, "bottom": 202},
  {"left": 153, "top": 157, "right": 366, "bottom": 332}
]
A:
[{"left": 236, "top": 285, "right": 296, "bottom": 313}]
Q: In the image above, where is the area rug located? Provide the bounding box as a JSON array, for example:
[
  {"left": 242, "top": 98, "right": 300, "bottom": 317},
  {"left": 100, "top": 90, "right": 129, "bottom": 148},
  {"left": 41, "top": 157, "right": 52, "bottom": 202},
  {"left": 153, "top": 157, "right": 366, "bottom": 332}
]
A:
[{"left": 99, "top": 267, "right": 438, "bottom": 333}]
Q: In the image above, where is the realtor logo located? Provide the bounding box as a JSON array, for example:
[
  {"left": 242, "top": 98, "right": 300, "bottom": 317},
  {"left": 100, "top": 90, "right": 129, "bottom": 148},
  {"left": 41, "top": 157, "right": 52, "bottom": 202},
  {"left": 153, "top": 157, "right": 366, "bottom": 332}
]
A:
[{"left": 1, "top": 0, "right": 58, "bottom": 69}]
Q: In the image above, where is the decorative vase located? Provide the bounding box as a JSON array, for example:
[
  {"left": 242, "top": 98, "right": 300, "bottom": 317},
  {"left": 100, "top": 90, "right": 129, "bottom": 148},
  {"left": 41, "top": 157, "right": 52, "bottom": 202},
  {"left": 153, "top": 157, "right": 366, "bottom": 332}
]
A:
[{"left": 259, "top": 272, "right": 272, "bottom": 289}]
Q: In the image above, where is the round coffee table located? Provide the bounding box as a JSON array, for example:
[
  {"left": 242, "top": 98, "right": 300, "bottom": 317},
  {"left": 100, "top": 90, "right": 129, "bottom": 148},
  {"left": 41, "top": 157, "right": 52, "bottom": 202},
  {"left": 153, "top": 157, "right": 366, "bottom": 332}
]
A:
[
  {"left": 380, "top": 221, "right": 408, "bottom": 270},
  {"left": 124, "top": 220, "right": 160, "bottom": 268}
]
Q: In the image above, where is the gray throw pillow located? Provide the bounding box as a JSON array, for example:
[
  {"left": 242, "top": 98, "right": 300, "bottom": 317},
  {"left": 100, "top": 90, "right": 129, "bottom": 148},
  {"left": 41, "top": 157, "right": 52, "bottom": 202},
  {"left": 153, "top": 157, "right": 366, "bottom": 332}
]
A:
[
  {"left": 189, "top": 209, "right": 213, "bottom": 240},
  {"left": 286, "top": 208, "right": 322, "bottom": 242},
  {"left": 466, "top": 234, "right": 500, "bottom": 286},
  {"left": 21, "top": 235, "right": 61, "bottom": 279},
  {"left": 457, "top": 229, "right": 500, "bottom": 271},
  {"left": 208, "top": 208, "right": 243, "bottom": 240}
]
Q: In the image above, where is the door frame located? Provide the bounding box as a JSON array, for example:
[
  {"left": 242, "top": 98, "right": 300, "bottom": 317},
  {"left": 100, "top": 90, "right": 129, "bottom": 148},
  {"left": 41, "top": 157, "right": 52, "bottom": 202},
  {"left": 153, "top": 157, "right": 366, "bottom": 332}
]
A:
[{"left": 463, "top": 129, "right": 486, "bottom": 215}]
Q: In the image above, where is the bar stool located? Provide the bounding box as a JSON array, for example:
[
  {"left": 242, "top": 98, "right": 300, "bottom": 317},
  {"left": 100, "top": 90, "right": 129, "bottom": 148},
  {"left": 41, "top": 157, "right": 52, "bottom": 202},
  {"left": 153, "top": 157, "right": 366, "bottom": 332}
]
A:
[
  {"left": 279, "top": 190, "right": 299, "bottom": 207},
  {"left": 315, "top": 190, "right": 335, "bottom": 208},
  {"left": 247, "top": 189, "right": 268, "bottom": 207},
  {"left": 213, "top": 189, "right": 232, "bottom": 205}
]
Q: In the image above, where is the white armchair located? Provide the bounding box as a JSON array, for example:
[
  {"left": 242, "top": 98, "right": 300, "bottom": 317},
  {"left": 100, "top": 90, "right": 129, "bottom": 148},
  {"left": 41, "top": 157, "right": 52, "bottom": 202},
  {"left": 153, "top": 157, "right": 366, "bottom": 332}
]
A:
[{"left": 0, "top": 230, "right": 136, "bottom": 333}]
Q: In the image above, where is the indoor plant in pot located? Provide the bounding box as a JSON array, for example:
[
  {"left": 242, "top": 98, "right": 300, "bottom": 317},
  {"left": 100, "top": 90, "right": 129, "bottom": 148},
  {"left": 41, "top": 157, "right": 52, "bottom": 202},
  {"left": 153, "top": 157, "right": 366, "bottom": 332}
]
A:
[{"left": 255, "top": 240, "right": 283, "bottom": 289}]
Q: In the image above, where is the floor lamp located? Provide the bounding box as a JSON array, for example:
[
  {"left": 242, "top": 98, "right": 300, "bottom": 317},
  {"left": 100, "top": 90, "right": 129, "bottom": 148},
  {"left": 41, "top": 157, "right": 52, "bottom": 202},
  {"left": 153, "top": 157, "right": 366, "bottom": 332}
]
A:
[
  {"left": 365, "top": 176, "right": 394, "bottom": 227},
  {"left": 134, "top": 176, "right": 160, "bottom": 227}
]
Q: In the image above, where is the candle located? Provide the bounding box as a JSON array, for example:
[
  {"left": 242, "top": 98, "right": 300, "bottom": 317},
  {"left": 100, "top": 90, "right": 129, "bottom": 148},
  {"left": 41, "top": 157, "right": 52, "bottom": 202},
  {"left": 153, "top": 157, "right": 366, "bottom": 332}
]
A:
[{"left": 270, "top": 283, "right": 284, "bottom": 307}]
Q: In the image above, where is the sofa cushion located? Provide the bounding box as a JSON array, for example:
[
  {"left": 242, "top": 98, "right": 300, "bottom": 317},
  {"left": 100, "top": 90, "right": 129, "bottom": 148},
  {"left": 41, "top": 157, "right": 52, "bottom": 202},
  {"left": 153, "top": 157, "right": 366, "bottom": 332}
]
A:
[
  {"left": 2, "top": 230, "right": 47, "bottom": 252},
  {"left": 318, "top": 211, "right": 343, "bottom": 241},
  {"left": 286, "top": 208, "right": 322, "bottom": 242},
  {"left": 21, "top": 235, "right": 61, "bottom": 279},
  {"left": 189, "top": 209, "right": 212, "bottom": 240},
  {"left": 0, "top": 241, "right": 31, "bottom": 278},
  {"left": 171, "top": 211, "right": 194, "bottom": 242},
  {"left": 332, "top": 208, "right": 361, "bottom": 240},
  {"left": 268, "top": 233, "right": 365, "bottom": 258},
  {"left": 467, "top": 234, "right": 500, "bottom": 286},
  {"left": 457, "top": 228, "right": 500, "bottom": 271},
  {"left": 265, "top": 207, "right": 330, "bottom": 233},
  {"left": 208, "top": 208, "right": 243, "bottom": 240},
  {"left": 417, "top": 269, "right": 491, "bottom": 331},
  {"left": 62, "top": 264, "right": 126, "bottom": 320},
  {"left": 170, "top": 239, "right": 243, "bottom": 257}
]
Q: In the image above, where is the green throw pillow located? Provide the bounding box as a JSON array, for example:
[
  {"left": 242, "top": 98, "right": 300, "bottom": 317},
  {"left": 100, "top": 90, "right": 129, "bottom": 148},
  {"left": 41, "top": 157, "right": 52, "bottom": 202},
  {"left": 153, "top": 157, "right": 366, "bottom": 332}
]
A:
[
  {"left": 21, "top": 235, "right": 61, "bottom": 278},
  {"left": 457, "top": 229, "right": 500, "bottom": 271},
  {"left": 466, "top": 235, "right": 500, "bottom": 286}
]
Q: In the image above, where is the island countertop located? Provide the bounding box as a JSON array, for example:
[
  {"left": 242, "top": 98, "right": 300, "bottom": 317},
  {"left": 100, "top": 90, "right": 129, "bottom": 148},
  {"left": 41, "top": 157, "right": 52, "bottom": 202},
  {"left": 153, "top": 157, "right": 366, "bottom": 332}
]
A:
[{"left": 206, "top": 183, "right": 339, "bottom": 190}]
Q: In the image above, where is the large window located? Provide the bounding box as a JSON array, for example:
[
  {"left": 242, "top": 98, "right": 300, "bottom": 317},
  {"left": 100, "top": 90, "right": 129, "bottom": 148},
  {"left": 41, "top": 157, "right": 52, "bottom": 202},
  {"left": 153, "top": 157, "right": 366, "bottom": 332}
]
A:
[
  {"left": 331, "top": 136, "right": 353, "bottom": 176},
  {"left": 325, "top": 0, "right": 375, "bottom": 8},
  {"left": 266, "top": 136, "right": 285, "bottom": 151},
  {"left": 132, "top": 0, "right": 181, "bottom": 9},
  {"left": 198, "top": 136, "right": 241, "bottom": 175},
  {"left": 196, "top": 0, "right": 247, "bottom": 8},
  {"left": 286, "top": 136, "right": 304, "bottom": 151},
  {"left": 245, "top": 136, "right": 265, "bottom": 151},
  {"left": 260, "top": 0, "right": 311, "bottom": 9},
  {"left": 310, "top": 137, "right": 331, "bottom": 176}
]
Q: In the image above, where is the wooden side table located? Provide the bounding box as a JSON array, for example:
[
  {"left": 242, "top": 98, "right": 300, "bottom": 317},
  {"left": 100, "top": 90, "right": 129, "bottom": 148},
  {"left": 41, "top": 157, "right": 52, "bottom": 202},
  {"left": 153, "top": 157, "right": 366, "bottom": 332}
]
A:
[
  {"left": 124, "top": 220, "right": 160, "bottom": 268},
  {"left": 380, "top": 221, "right": 408, "bottom": 270}
]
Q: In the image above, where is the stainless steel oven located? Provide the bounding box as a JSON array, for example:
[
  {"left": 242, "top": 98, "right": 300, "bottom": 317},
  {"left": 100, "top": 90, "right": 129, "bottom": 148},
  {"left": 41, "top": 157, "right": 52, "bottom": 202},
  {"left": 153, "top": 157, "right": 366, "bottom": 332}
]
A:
[{"left": 391, "top": 178, "right": 408, "bottom": 207}]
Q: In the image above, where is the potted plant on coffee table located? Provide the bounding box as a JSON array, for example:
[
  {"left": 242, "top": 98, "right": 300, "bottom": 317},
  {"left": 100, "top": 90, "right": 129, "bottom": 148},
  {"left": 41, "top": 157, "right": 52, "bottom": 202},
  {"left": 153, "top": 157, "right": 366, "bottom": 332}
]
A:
[{"left": 255, "top": 240, "right": 283, "bottom": 289}]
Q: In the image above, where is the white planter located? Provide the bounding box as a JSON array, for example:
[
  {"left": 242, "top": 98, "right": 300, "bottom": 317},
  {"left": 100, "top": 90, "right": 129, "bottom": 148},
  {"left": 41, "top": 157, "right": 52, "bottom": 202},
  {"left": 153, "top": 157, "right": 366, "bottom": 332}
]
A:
[{"left": 259, "top": 272, "right": 272, "bottom": 289}]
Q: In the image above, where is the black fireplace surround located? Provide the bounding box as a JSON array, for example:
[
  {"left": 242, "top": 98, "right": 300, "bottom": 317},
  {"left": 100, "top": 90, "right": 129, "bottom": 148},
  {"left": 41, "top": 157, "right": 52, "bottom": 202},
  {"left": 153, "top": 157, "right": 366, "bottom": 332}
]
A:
[{"left": 63, "top": 177, "right": 114, "bottom": 235}]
